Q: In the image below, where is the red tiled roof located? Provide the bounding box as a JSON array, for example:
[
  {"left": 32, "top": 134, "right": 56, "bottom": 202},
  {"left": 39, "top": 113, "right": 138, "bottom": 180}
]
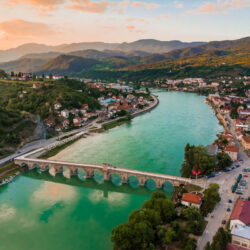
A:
[
  {"left": 225, "top": 146, "right": 239, "bottom": 153},
  {"left": 226, "top": 243, "right": 248, "bottom": 250},
  {"left": 230, "top": 199, "right": 250, "bottom": 225},
  {"left": 242, "top": 136, "right": 250, "bottom": 143},
  {"left": 181, "top": 193, "right": 202, "bottom": 205}
]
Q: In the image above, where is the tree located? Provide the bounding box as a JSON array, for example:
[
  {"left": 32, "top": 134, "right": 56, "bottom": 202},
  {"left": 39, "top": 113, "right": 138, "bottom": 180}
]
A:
[
  {"left": 201, "top": 183, "right": 221, "bottom": 216},
  {"left": 142, "top": 193, "right": 176, "bottom": 223},
  {"left": 0, "top": 69, "right": 7, "bottom": 78},
  {"left": 111, "top": 220, "right": 155, "bottom": 250},
  {"left": 217, "top": 152, "right": 232, "bottom": 170},
  {"left": 205, "top": 227, "right": 231, "bottom": 250},
  {"left": 230, "top": 108, "right": 239, "bottom": 119},
  {"left": 181, "top": 144, "right": 215, "bottom": 177},
  {"left": 182, "top": 206, "right": 205, "bottom": 235}
]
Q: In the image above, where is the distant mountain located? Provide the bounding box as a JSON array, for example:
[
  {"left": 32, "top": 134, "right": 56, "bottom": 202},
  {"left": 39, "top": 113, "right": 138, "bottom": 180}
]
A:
[
  {"left": 0, "top": 58, "right": 49, "bottom": 72},
  {"left": 123, "top": 37, "right": 250, "bottom": 71},
  {"left": 0, "top": 39, "right": 205, "bottom": 63},
  {"left": 36, "top": 55, "right": 99, "bottom": 74},
  {"left": 1, "top": 37, "right": 249, "bottom": 74},
  {"left": 115, "top": 39, "right": 205, "bottom": 54}
]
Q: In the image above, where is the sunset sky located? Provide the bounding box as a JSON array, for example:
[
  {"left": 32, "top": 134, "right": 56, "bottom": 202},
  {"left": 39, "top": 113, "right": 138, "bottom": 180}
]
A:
[{"left": 0, "top": 0, "right": 249, "bottom": 50}]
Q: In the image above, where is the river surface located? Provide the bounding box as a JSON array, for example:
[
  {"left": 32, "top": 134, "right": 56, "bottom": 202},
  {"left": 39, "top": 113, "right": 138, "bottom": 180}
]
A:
[{"left": 0, "top": 91, "right": 223, "bottom": 250}]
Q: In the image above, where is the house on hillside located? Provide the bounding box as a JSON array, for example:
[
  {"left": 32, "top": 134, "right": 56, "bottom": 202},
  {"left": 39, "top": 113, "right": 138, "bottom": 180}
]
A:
[
  {"left": 54, "top": 102, "right": 62, "bottom": 110},
  {"left": 61, "top": 110, "right": 69, "bottom": 118}
]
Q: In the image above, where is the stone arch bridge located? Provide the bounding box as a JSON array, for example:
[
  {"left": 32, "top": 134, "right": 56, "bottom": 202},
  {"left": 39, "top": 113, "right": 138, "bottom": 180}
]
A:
[{"left": 14, "top": 156, "right": 198, "bottom": 189}]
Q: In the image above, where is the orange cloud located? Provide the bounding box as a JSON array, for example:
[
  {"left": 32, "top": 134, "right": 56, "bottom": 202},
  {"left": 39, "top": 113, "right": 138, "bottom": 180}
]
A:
[
  {"left": 0, "top": 19, "right": 54, "bottom": 37},
  {"left": 187, "top": 0, "right": 250, "bottom": 14},
  {"left": 127, "top": 17, "right": 145, "bottom": 22},
  {"left": 3, "top": 0, "right": 65, "bottom": 13},
  {"left": 127, "top": 25, "right": 135, "bottom": 31},
  {"left": 132, "top": 1, "right": 159, "bottom": 9},
  {"left": 67, "top": 0, "right": 109, "bottom": 13},
  {"left": 156, "top": 14, "right": 169, "bottom": 20},
  {"left": 0, "top": 19, "right": 55, "bottom": 49}
]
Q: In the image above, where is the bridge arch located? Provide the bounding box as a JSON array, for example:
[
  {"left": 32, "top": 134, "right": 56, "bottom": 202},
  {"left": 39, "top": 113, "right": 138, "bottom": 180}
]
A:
[
  {"left": 63, "top": 166, "right": 71, "bottom": 179},
  {"left": 93, "top": 170, "right": 104, "bottom": 184},
  {"left": 145, "top": 178, "right": 157, "bottom": 191},
  {"left": 49, "top": 165, "right": 62, "bottom": 177},
  {"left": 162, "top": 181, "right": 174, "bottom": 193},
  {"left": 77, "top": 168, "right": 87, "bottom": 181},
  {"left": 127, "top": 176, "right": 139, "bottom": 188},
  {"left": 109, "top": 173, "right": 122, "bottom": 186},
  {"left": 31, "top": 163, "right": 40, "bottom": 170}
]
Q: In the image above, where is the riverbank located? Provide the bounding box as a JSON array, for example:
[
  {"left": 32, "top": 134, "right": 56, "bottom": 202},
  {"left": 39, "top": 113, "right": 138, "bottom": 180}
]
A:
[{"left": 43, "top": 94, "right": 159, "bottom": 160}]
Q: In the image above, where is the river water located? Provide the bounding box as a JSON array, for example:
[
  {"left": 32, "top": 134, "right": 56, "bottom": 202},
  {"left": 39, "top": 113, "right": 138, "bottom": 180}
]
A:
[{"left": 0, "top": 91, "right": 223, "bottom": 250}]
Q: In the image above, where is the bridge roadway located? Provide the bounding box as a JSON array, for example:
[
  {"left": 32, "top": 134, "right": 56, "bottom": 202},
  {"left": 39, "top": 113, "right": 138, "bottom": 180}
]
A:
[{"left": 15, "top": 151, "right": 194, "bottom": 189}]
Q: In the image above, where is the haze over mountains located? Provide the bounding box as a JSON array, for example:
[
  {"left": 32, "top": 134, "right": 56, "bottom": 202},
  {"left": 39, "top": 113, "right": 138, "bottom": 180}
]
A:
[
  {"left": 0, "top": 37, "right": 249, "bottom": 74},
  {"left": 0, "top": 39, "right": 205, "bottom": 63}
]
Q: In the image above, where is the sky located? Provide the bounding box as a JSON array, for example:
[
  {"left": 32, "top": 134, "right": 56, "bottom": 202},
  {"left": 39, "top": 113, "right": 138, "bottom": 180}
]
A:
[{"left": 0, "top": 0, "right": 249, "bottom": 49}]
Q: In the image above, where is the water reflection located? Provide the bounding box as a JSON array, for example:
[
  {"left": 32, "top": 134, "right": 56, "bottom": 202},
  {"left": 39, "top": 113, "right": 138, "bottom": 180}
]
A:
[{"left": 23, "top": 170, "right": 173, "bottom": 199}]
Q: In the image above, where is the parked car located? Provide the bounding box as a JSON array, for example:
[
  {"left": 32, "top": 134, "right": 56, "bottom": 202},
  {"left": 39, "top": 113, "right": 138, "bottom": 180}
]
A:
[
  {"left": 235, "top": 164, "right": 240, "bottom": 168},
  {"left": 231, "top": 166, "right": 236, "bottom": 170},
  {"left": 227, "top": 208, "right": 231, "bottom": 212},
  {"left": 228, "top": 199, "right": 232, "bottom": 203},
  {"left": 215, "top": 172, "right": 222, "bottom": 176},
  {"left": 236, "top": 190, "right": 243, "bottom": 195},
  {"left": 225, "top": 167, "right": 231, "bottom": 172},
  {"left": 206, "top": 173, "right": 216, "bottom": 179},
  {"left": 243, "top": 175, "right": 248, "bottom": 177}
]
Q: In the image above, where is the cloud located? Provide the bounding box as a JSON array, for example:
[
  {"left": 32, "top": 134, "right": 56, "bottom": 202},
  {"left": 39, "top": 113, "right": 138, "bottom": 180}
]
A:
[
  {"left": 3, "top": 0, "right": 65, "bottom": 15},
  {"left": 127, "top": 24, "right": 135, "bottom": 30},
  {"left": 156, "top": 14, "right": 169, "bottom": 20},
  {"left": 127, "top": 17, "right": 145, "bottom": 22},
  {"left": 131, "top": 1, "right": 159, "bottom": 9},
  {"left": 0, "top": 19, "right": 54, "bottom": 37},
  {"left": 176, "top": 2, "right": 183, "bottom": 9},
  {"left": 66, "top": 0, "right": 109, "bottom": 13},
  {"left": 187, "top": 0, "right": 250, "bottom": 14}
]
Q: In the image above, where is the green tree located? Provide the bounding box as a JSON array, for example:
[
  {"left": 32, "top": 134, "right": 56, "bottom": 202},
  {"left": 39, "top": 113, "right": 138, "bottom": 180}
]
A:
[
  {"left": 217, "top": 152, "right": 232, "bottom": 170},
  {"left": 182, "top": 206, "right": 205, "bottom": 235},
  {"left": 201, "top": 183, "right": 221, "bottom": 216},
  {"left": 142, "top": 193, "right": 176, "bottom": 223},
  {"left": 205, "top": 227, "right": 231, "bottom": 250}
]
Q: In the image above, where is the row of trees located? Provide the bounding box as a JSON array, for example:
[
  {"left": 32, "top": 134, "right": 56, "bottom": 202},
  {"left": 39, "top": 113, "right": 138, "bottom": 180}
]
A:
[{"left": 111, "top": 191, "right": 205, "bottom": 250}]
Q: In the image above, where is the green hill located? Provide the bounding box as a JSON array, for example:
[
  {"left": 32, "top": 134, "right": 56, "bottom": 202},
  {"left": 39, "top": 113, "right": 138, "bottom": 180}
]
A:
[{"left": 36, "top": 55, "right": 99, "bottom": 74}]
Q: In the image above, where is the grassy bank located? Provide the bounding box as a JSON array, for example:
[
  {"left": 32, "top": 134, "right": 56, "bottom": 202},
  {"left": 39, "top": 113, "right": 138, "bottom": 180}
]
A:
[
  {"left": 103, "top": 118, "right": 131, "bottom": 130},
  {"left": 39, "top": 137, "right": 82, "bottom": 159},
  {"left": 0, "top": 162, "right": 24, "bottom": 181}
]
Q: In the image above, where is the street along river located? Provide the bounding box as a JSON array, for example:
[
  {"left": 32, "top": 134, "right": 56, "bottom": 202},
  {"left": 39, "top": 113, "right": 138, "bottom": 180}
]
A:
[{"left": 0, "top": 90, "right": 223, "bottom": 250}]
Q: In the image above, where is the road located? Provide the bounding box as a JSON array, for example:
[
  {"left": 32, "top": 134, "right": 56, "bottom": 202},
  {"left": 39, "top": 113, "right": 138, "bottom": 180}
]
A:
[
  {"left": 197, "top": 115, "right": 250, "bottom": 250},
  {"left": 0, "top": 94, "right": 159, "bottom": 167}
]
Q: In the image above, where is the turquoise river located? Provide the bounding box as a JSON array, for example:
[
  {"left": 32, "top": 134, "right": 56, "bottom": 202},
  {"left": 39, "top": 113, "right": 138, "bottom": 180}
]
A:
[{"left": 0, "top": 91, "right": 223, "bottom": 250}]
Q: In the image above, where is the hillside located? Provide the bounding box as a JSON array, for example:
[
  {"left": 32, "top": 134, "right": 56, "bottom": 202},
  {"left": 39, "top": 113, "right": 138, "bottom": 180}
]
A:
[
  {"left": 0, "top": 39, "right": 206, "bottom": 63},
  {"left": 36, "top": 55, "right": 99, "bottom": 74},
  {"left": 0, "top": 58, "right": 49, "bottom": 72}
]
